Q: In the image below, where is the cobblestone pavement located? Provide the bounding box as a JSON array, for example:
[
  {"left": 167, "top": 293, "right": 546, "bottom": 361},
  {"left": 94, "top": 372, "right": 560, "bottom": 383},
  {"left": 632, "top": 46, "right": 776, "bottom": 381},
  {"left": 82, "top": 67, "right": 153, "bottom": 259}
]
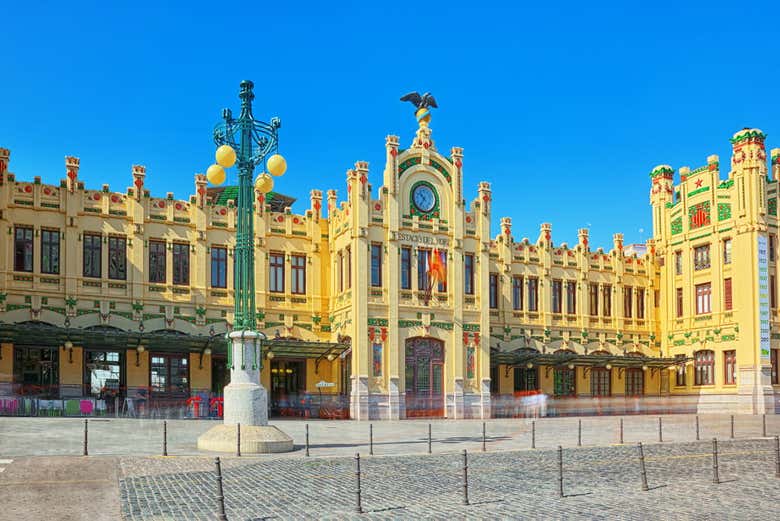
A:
[
  {"left": 2, "top": 414, "right": 779, "bottom": 458},
  {"left": 119, "top": 439, "right": 780, "bottom": 520}
]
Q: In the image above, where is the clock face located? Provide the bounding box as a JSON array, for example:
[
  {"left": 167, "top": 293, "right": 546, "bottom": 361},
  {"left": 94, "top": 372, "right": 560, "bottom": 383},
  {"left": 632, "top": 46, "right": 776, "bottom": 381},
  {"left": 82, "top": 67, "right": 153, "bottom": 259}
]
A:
[{"left": 412, "top": 184, "right": 436, "bottom": 213}]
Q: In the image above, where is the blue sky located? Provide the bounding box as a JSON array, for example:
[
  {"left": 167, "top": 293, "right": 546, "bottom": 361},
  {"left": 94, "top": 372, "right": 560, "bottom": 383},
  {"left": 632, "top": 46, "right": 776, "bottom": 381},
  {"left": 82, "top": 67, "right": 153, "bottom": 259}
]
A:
[{"left": 3, "top": 1, "right": 780, "bottom": 248}]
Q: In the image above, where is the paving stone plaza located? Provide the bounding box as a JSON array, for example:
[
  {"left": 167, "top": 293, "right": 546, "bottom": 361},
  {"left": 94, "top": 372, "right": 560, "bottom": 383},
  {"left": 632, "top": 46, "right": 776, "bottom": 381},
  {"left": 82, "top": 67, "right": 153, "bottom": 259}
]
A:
[{"left": 2, "top": 414, "right": 780, "bottom": 519}]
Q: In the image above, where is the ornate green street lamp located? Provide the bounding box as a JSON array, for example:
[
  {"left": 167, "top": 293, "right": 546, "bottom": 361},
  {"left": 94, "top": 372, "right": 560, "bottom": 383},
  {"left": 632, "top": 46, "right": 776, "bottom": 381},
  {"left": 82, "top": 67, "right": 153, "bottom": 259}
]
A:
[{"left": 198, "top": 80, "right": 293, "bottom": 453}]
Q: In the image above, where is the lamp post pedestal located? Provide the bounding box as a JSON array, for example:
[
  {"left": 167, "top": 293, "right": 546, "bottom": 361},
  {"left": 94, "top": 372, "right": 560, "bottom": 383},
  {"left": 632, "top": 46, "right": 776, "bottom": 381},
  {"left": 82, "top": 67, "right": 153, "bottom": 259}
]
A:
[{"left": 197, "top": 331, "right": 293, "bottom": 453}]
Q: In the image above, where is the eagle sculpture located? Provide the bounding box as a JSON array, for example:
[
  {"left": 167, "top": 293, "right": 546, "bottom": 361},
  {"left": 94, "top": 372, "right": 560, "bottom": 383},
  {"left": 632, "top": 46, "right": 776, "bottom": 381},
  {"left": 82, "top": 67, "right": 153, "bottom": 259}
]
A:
[{"left": 400, "top": 91, "right": 438, "bottom": 110}]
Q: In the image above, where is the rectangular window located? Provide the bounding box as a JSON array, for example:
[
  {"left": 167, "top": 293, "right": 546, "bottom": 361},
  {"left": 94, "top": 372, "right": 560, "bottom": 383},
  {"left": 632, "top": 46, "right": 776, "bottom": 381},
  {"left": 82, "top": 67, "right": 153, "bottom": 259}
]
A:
[
  {"left": 695, "top": 283, "right": 712, "bottom": 315},
  {"left": 623, "top": 286, "right": 633, "bottom": 318},
  {"left": 723, "top": 239, "right": 732, "bottom": 265},
  {"left": 694, "top": 350, "right": 715, "bottom": 385},
  {"left": 370, "top": 244, "right": 382, "bottom": 287},
  {"left": 338, "top": 251, "right": 344, "bottom": 292},
  {"left": 693, "top": 244, "right": 711, "bottom": 271},
  {"left": 514, "top": 367, "right": 538, "bottom": 391},
  {"left": 602, "top": 284, "right": 612, "bottom": 317},
  {"left": 489, "top": 273, "right": 498, "bottom": 309},
  {"left": 172, "top": 243, "right": 189, "bottom": 285},
  {"left": 771, "top": 235, "right": 776, "bottom": 262},
  {"left": 150, "top": 354, "right": 189, "bottom": 395},
  {"left": 772, "top": 275, "right": 777, "bottom": 309},
  {"left": 552, "top": 279, "right": 562, "bottom": 314},
  {"left": 723, "top": 278, "right": 733, "bottom": 311},
  {"left": 14, "top": 226, "right": 33, "bottom": 272},
  {"left": 345, "top": 246, "right": 352, "bottom": 289},
  {"left": 676, "top": 287, "right": 684, "bottom": 317},
  {"left": 418, "top": 249, "right": 431, "bottom": 292},
  {"left": 637, "top": 288, "right": 645, "bottom": 319},
  {"left": 589, "top": 283, "right": 599, "bottom": 316},
  {"left": 512, "top": 276, "right": 523, "bottom": 310},
  {"left": 83, "top": 233, "right": 102, "bottom": 278},
  {"left": 553, "top": 368, "right": 576, "bottom": 397},
  {"left": 269, "top": 252, "right": 285, "bottom": 293},
  {"left": 148, "top": 240, "right": 166, "bottom": 283},
  {"left": 566, "top": 281, "right": 576, "bottom": 314},
  {"left": 675, "top": 251, "right": 683, "bottom": 275},
  {"left": 527, "top": 277, "right": 539, "bottom": 312},
  {"left": 654, "top": 290, "right": 660, "bottom": 308},
  {"left": 675, "top": 354, "right": 686, "bottom": 386},
  {"left": 724, "top": 350, "right": 737, "bottom": 385},
  {"left": 108, "top": 236, "right": 127, "bottom": 280},
  {"left": 401, "top": 247, "right": 412, "bottom": 290},
  {"left": 590, "top": 368, "right": 611, "bottom": 397},
  {"left": 40, "top": 229, "right": 60, "bottom": 275},
  {"left": 772, "top": 349, "right": 779, "bottom": 385},
  {"left": 291, "top": 254, "right": 306, "bottom": 294},
  {"left": 464, "top": 253, "right": 474, "bottom": 295},
  {"left": 210, "top": 246, "right": 227, "bottom": 288},
  {"left": 625, "top": 368, "right": 644, "bottom": 396}
]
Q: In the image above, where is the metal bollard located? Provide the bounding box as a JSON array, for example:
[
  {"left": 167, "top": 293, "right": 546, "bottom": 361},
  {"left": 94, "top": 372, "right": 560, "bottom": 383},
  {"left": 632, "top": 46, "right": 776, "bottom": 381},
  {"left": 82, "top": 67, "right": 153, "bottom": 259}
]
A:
[
  {"left": 619, "top": 418, "right": 624, "bottom": 445},
  {"left": 763, "top": 414, "right": 767, "bottom": 438},
  {"left": 163, "top": 420, "right": 168, "bottom": 456},
  {"left": 730, "top": 415, "right": 735, "bottom": 439},
  {"left": 305, "top": 423, "right": 310, "bottom": 457},
  {"left": 531, "top": 421, "right": 536, "bottom": 449},
  {"left": 577, "top": 419, "right": 582, "bottom": 447},
  {"left": 482, "top": 422, "right": 486, "bottom": 452},
  {"left": 369, "top": 424, "right": 374, "bottom": 456},
  {"left": 557, "top": 445, "right": 564, "bottom": 498},
  {"left": 236, "top": 423, "right": 241, "bottom": 457},
  {"left": 712, "top": 438, "right": 720, "bottom": 484},
  {"left": 214, "top": 457, "right": 228, "bottom": 521},
  {"left": 638, "top": 442, "right": 649, "bottom": 491},
  {"left": 658, "top": 417, "right": 663, "bottom": 443},
  {"left": 83, "top": 419, "right": 88, "bottom": 456},
  {"left": 428, "top": 423, "right": 432, "bottom": 454},
  {"left": 774, "top": 436, "right": 780, "bottom": 478},
  {"left": 695, "top": 415, "right": 700, "bottom": 441},
  {"left": 462, "top": 449, "right": 470, "bottom": 506},
  {"left": 354, "top": 453, "right": 363, "bottom": 514}
]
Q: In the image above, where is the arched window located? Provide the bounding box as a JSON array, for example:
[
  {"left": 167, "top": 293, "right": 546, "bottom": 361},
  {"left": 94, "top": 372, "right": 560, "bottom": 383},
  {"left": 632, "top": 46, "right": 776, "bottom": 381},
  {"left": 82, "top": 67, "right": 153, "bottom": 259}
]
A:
[{"left": 694, "top": 350, "right": 715, "bottom": 385}]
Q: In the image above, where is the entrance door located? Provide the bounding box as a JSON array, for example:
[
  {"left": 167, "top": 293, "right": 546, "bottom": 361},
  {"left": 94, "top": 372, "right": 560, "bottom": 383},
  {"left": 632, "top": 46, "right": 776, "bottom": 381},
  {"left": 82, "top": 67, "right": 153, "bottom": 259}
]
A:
[
  {"left": 211, "top": 355, "right": 229, "bottom": 394},
  {"left": 405, "top": 337, "right": 444, "bottom": 417},
  {"left": 13, "top": 346, "right": 59, "bottom": 397},
  {"left": 270, "top": 359, "right": 307, "bottom": 416}
]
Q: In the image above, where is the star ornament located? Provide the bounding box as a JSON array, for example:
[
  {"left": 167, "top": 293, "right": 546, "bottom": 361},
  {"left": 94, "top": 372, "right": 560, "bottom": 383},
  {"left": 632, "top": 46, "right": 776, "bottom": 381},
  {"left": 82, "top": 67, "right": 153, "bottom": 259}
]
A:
[{"left": 694, "top": 178, "right": 703, "bottom": 188}]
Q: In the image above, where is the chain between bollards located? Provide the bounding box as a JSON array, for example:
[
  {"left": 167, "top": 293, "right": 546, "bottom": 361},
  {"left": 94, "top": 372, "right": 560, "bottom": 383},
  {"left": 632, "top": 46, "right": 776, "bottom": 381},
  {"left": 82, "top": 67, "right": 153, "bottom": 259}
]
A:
[
  {"left": 658, "top": 417, "right": 663, "bottom": 443},
  {"left": 482, "top": 422, "right": 486, "bottom": 452},
  {"left": 236, "top": 423, "right": 241, "bottom": 457},
  {"left": 619, "top": 418, "right": 624, "bottom": 444},
  {"left": 712, "top": 438, "right": 720, "bottom": 485},
  {"left": 163, "top": 420, "right": 168, "bottom": 456},
  {"left": 83, "top": 419, "right": 88, "bottom": 456},
  {"left": 695, "top": 415, "right": 700, "bottom": 441},
  {"left": 428, "top": 423, "right": 432, "bottom": 454},
  {"left": 774, "top": 436, "right": 780, "bottom": 478},
  {"left": 531, "top": 420, "right": 536, "bottom": 449},
  {"left": 557, "top": 445, "right": 564, "bottom": 498},
  {"left": 354, "top": 453, "right": 363, "bottom": 514},
  {"left": 577, "top": 419, "right": 582, "bottom": 447},
  {"left": 214, "top": 457, "right": 228, "bottom": 521},
  {"left": 305, "top": 423, "right": 310, "bottom": 457},
  {"left": 369, "top": 424, "right": 374, "bottom": 456},
  {"left": 730, "top": 415, "right": 735, "bottom": 439},
  {"left": 637, "top": 442, "right": 649, "bottom": 492},
  {"left": 462, "top": 449, "right": 469, "bottom": 506}
]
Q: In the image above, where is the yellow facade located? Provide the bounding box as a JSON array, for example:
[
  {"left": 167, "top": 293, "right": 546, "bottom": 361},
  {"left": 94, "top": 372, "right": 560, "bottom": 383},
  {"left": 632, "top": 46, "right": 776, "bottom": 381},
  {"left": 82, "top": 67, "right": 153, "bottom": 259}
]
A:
[{"left": 0, "top": 123, "right": 778, "bottom": 419}]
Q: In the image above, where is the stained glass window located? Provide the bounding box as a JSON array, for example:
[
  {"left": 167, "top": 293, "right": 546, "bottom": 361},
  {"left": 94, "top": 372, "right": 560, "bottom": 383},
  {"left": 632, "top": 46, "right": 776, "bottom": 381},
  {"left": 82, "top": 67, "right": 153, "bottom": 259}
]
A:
[
  {"left": 211, "top": 246, "right": 227, "bottom": 288},
  {"left": 14, "top": 226, "right": 33, "bottom": 272},
  {"left": 108, "top": 236, "right": 127, "bottom": 280},
  {"left": 40, "top": 229, "right": 60, "bottom": 275},
  {"left": 172, "top": 243, "right": 189, "bottom": 285},
  {"left": 83, "top": 233, "right": 102, "bottom": 278},
  {"left": 149, "top": 240, "right": 166, "bottom": 283}
]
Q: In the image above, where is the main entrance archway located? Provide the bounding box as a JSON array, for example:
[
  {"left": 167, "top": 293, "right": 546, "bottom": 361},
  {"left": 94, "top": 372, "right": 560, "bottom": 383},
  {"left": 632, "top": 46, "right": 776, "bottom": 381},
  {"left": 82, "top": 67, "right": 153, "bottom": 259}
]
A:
[{"left": 405, "top": 337, "right": 444, "bottom": 418}]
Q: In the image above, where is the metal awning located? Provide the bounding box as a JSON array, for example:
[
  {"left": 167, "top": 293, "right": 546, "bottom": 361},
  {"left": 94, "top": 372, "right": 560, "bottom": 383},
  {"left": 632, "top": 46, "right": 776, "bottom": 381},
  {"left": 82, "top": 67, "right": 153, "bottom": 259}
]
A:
[{"left": 491, "top": 348, "right": 687, "bottom": 369}]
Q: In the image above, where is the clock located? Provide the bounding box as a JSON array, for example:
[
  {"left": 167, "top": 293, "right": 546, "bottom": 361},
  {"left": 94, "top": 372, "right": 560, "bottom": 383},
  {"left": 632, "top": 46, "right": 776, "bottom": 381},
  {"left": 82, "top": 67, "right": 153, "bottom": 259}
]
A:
[{"left": 412, "top": 184, "right": 436, "bottom": 213}]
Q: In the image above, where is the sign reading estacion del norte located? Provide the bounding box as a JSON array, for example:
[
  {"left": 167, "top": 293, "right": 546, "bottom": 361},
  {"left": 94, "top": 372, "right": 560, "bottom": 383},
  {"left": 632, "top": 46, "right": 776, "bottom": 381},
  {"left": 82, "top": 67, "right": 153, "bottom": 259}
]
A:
[{"left": 758, "top": 234, "right": 770, "bottom": 360}]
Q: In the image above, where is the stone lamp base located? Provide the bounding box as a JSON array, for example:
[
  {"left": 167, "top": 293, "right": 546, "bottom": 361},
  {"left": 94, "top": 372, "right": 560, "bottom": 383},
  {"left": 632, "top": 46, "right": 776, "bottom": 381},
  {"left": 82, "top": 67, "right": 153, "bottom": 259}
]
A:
[{"left": 197, "top": 424, "right": 293, "bottom": 453}]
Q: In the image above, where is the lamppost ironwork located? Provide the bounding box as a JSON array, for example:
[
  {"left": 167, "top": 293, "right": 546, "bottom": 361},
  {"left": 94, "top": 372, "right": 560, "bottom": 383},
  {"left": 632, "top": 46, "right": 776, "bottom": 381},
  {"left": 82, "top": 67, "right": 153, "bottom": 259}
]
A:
[{"left": 207, "top": 80, "right": 287, "bottom": 334}]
